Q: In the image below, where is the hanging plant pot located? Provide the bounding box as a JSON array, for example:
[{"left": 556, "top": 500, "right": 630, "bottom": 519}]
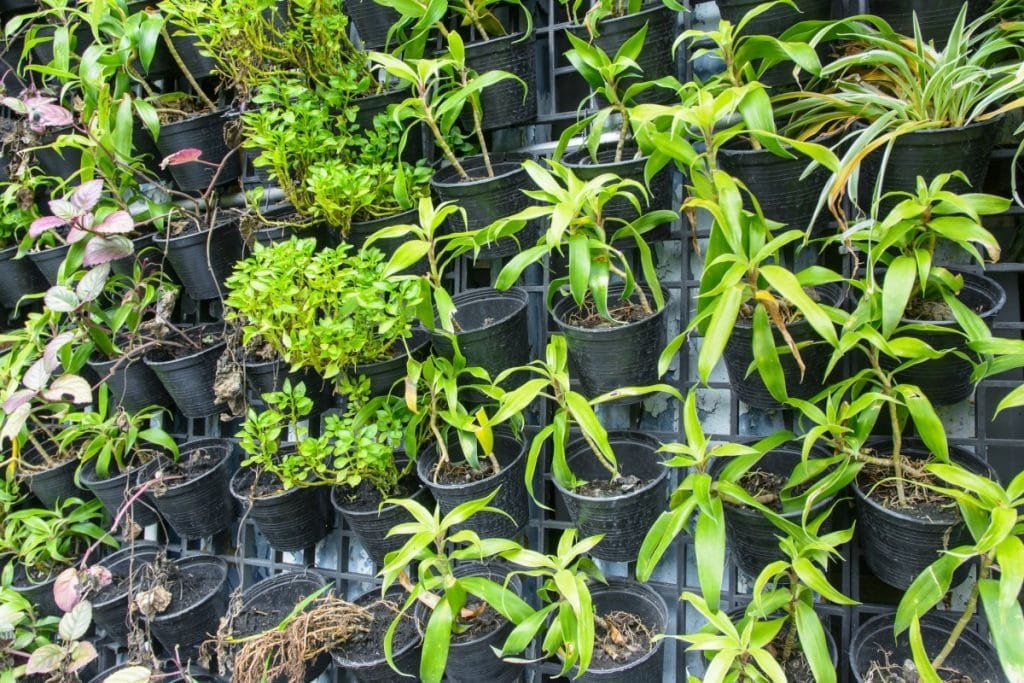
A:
[
  {"left": 158, "top": 220, "right": 245, "bottom": 301},
  {"left": 717, "top": 131, "right": 840, "bottom": 235},
  {"left": 413, "top": 562, "right": 525, "bottom": 683},
  {"left": 0, "top": 0, "right": 38, "bottom": 15},
  {"left": 850, "top": 612, "right": 1005, "bottom": 683},
  {"left": 19, "top": 441, "right": 84, "bottom": 508},
  {"left": 869, "top": 0, "right": 973, "bottom": 45},
  {"left": 717, "top": 0, "right": 831, "bottom": 36},
  {"left": 168, "top": 31, "right": 218, "bottom": 80},
  {"left": 723, "top": 282, "right": 845, "bottom": 410},
  {"left": 79, "top": 458, "right": 161, "bottom": 528},
  {"left": 27, "top": 242, "right": 71, "bottom": 286},
  {"left": 417, "top": 430, "right": 529, "bottom": 539},
  {"left": 154, "top": 110, "right": 241, "bottom": 193},
  {"left": 571, "top": 579, "right": 668, "bottom": 682},
  {"left": 353, "top": 85, "right": 424, "bottom": 163},
  {"left": 34, "top": 127, "right": 84, "bottom": 179},
  {"left": 858, "top": 117, "right": 1002, "bottom": 213},
  {"left": 350, "top": 328, "right": 430, "bottom": 398},
  {"left": 555, "top": 431, "right": 668, "bottom": 562},
  {"left": 226, "top": 571, "right": 331, "bottom": 682},
  {"left": 883, "top": 268, "right": 1005, "bottom": 405},
  {"left": 91, "top": 541, "right": 163, "bottom": 643},
  {"left": 243, "top": 358, "right": 335, "bottom": 412},
  {"left": 145, "top": 324, "right": 227, "bottom": 418},
  {"left": 0, "top": 244, "right": 47, "bottom": 309},
  {"left": 229, "top": 462, "right": 334, "bottom": 552},
  {"left": 87, "top": 351, "right": 174, "bottom": 414},
  {"left": 344, "top": 0, "right": 399, "bottom": 50},
  {"left": 711, "top": 443, "right": 836, "bottom": 580},
  {"left": 562, "top": 143, "right": 673, "bottom": 228},
  {"left": 348, "top": 207, "right": 426, "bottom": 274},
  {"left": 463, "top": 33, "right": 537, "bottom": 131},
  {"left": 551, "top": 285, "right": 666, "bottom": 401},
  {"left": 150, "top": 438, "right": 235, "bottom": 539},
  {"left": 331, "top": 585, "right": 423, "bottom": 682},
  {"left": 429, "top": 153, "right": 532, "bottom": 259},
  {"left": 331, "top": 471, "right": 433, "bottom": 567},
  {"left": 9, "top": 565, "right": 61, "bottom": 618},
  {"left": 147, "top": 555, "right": 230, "bottom": 656},
  {"left": 853, "top": 439, "right": 996, "bottom": 591},
  {"left": 567, "top": 4, "right": 678, "bottom": 105},
  {"left": 428, "top": 287, "right": 531, "bottom": 381}
]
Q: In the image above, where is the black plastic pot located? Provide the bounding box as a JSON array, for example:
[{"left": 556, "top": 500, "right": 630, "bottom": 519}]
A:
[
  {"left": 10, "top": 568, "right": 60, "bottom": 618},
  {"left": 723, "top": 282, "right": 845, "bottom": 410},
  {"left": 885, "top": 269, "right": 1005, "bottom": 405},
  {"left": 230, "top": 464, "right": 334, "bottom": 552},
  {"left": 27, "top": 243, "right": 71, "bottom": 286},
  {"left": 87, "top": 352, "right": 174, "bottom": 414},
  {"left": 0, "top": 245, "right": 47, "bottom": 309},
  {"left": 230, "top": 571, "right": 330, "bottom": 682},
  {"left": 34, "top": 127, "right": 84, "bottom": 180},
  {"left": 567, "top": 5, "right": 678, "bottom": 104},
  {"left": 463, "top": 33, "right": 536, "bottom": 131},
  {"left": 417, "top": 430, "right": 529, "bottom": 540},
  {"left": 150, "top": 439, "right": 235, "bottom": 539},
  {"left": 351, "top": 328, "right": 430, "bottom": 398},
  {"left": 711, "top": 443, "right": 836, "bottom": 580},
  {"left": 429, "top": 287, "right": 531, "bottom": 380},
  {"left": 555, "top": 431, "right": 668, "bottom": 562},
  {"left": 169, "top": 32, "right": 217, "bottom": 80},
  {"left": 92, "top": 541, "right": 163, "bottom": 642},
  {"left": 164, "top": 666, "right": 226, "bottom": 683},
  {"left": 20, "top": 442, "right": 83, "bottom": 508},
  {"left": 717, "top": 0, "right": 831, "bottom": 36},
  {"left": 243, "top": 359, "right": 335, "bottom": 412},
  {"left": 331, "top": 585, "right": 422, "bottom": 681},
  {"left": 353, "top": 87, "right": 423, "bottom": 163},
  {"left": 331, "top": 476, "right": 432, "bottom": 567},
  {"left": 348, "top": 207, "right": 427, "bottom": 274},
  {"left": 144, "top": 325, "right": 226, "bottom": 418},
  {"left": 429, "top": 153, "right": 531, "bottom": 259},
  {"left": 718, "top": 132, "right": 839, "bottom": 234},
  {"left": 858, "top": 117, "right": 1002, "bottom": 213},
  {"left": 0, "top": 0, "right": 38, "bottom": 14},
  {"left": 413, "top": 562, "right": 524, "bottom": 683},
  {"left": 562, "top": 144, "right": 673, "bottom": 226},
  {"left": 551, "top": 285, "right": 666, "bottom": 401},
  {"left": 154, "top": 110, "right": 241, "bottom": 193},
  {"left": 851, "top": 612, "right": 1006, "bottom": 683},
  {"left": 854, "top": 440, "right": 995, "bottom": 591},
  {"left": 148, "top": 555, "right": 229, "bottom": 655},
  {"left": 574, "top": 579, "right": 668, "bottom": 681},
  {"left": 79, "top": 459, "right": 161, "bottom": 528},
  {"left": 869, "top": 0, "right": 973, "bottom": 44},
  {"left": 344, "top": 0, "right": 399, "bottom": 50},
  {"left": 159, "top": 220, "right": 245, "bottom": 301}
]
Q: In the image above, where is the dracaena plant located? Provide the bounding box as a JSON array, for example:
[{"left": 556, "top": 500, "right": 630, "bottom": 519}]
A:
[
  {"left": 490, "top": 335, "right": 680, "bottom": 499},
  {"left": 56, "top": 385, "right": 179, "bottom": 480},
  {"left": 373, "top": 0, "right": 532, "bottom": 56},
  {"left": 369, "top": 34, "right": 526, "bottom": 181},
  {"left": 483, "top": 159, "right": 675, "bottom": 323},
  {"left": 379, "top": 490, "right": 532, "bottom": 683},
  {"left": 675, "top": 504, "right": 856, "bottom": 683},
  {"left": 891, "top": 464, "right": 1024, "bottom": 681}
]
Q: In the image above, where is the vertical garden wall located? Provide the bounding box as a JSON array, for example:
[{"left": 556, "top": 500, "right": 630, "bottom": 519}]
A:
[{"left": 1, "top": 0, "right": 1023, "bottom": 682}]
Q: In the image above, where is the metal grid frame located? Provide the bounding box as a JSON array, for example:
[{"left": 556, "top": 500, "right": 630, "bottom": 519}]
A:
[{"left": 90, "top": 2, "right": 1024, "bottom": 680}]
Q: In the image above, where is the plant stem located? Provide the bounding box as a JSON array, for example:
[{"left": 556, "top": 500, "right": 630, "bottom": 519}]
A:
[
  {"left": 868, "top": 350, "right": 907, "bottom": 505},
  {"left": 422, "top": 106, "right": 468, "bottom": 181},
  {"left": 614, "top": 104, "right": 630, "bottom": 164},
  {"left": 781, "top": 569, "right": 800, "bottom": 663},
  {"left": 931, "top": 555, "right": 990, "bottom": 670},
  {"left": 161, "top": 27, "right": 218, "bottom": 114}
]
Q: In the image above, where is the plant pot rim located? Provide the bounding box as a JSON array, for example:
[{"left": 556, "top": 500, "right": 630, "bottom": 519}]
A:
[
  {"left": 711, "top": 442, "right": 836, "bottom": 519},
  {"left": 28, "top": 241, "right": 71, "bottom": 258},
  {"left": 18, "top": 439, "right": 76, "bottom": 476},
  {"left": 149, "top": 555, "right": 228, "bottom": 623},
  {"left": 562, "top": 142, "right": 646, "bottom": 167},
  {"left": 160, "top": 107, "right": 236, "bottom": 131},
  {"left": 330, "top": 479, "right": 427, "bottom": 517},
  {"left": 414, "top": 562, "right": 522, "bottom": 648},
  {"left": 559, "top": 2, "right": 671, "bottom": 31},
  {"left": 161, "top": 218, "right": 239, "bottom": 244},
  {"left": 352, "top": 327, "right": 429, "bottom": 372},
  {"left": 551, "top": 284, "right": 664, "bottom": 332},
  {"left": 350, "top": 206, "right": 418, "bottom": 231},
  {"left": 330, "top": 584, "right": 422, "bottom": 669},
  {"left": 731, "top": 281, "right": 847, "bottom": 331},
  {"left": 463, "top": 30, "right": 532, "bottom": 50},
  {"left": 851, "top": 439, "right": 994, "bottom": 527},
  {"left": 855, "top": 114, "right": 1004, "bottom": 138},
  {"left": 429, "top": 153, "right": 530, "bottom": 189},
  {"left": 719, "top": 127, "right": 843, "bottom": 157},
  {"left": 155, "top": 439, "right": 230, "bottom": 493},
  {"left": 93, "top": 542, "right": 164, "bottom": 608},
  {"left": 78, "top": 455, "right": 155, "bottom": 486},
  {"left": 231, "top": 569, "right": 328, "bottom": 635},
  {"left": 144, "top": 324, "right": 227, "bottom": 367},
  {"left": 896, "top": 268, "right": 1005, "bottom": 328},
  {"left": 556, "top": 430, "right": 668, "bottom": 501},
  {"left": 437, "top": 286, "right": 529, "bottom": 332},
  {"left": 229, "top": 461, "right": 324, "bottom": 502},
  {"left": 418, "top": 431, "right": 526, "bottom": 492}
]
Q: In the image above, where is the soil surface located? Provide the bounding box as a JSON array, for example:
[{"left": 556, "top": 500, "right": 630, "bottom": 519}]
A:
[
  {"left": 92, "top": 571, "right": 135, "bottom": 604},
  {"left": 334, "top": 477, "right": 416, "bottom": 512},
  {"left": 451, "top": 602, "right": 502, "bottom": 643},
  {"left": 147, "top": 325, "right": 224, "bottom": 362},
  {"left": 771, "top": 631, "right": 816, "bottom": 681},
  {"left": 233, "top": 581, "right": 324, "bottom": 636},
  {"left": 154, "top": 447, "right": 220, "bottom": 487},
  {"left": 590, "top": 610, "right": 653, "bottom": 669},
  {"left": 857, "top": 456, "right": 959, "bottom": 523},
  {"left": 577, "top": 475, "right": 646, "bottom": 498},
  {"left": 162, "top": 563, "right": 222, "bottom": 613},
  {"left": 905, "top": 298, "right": 956, "bottom": 322},
  {"left": 333, "top": 593, "right": 418, "bottom": 664},
  {"left": 737, "top": 469, "right": 791, "bottom": 512},
  {"left": 864, "top": 654, "right": 973, "bottom": 682},
  {"left": 568, "top": 299, "right": 651, "bottom": 329},
  {"left": 436, "top": 460, "right": 499, "bottom": 486},
  {"left": 235, "top": 467, "right": 288, "bottom": 498}
]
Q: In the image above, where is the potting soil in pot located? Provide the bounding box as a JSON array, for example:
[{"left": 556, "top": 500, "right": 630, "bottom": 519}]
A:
[{"left": 332, "top": 588, "right": 419, "bottom": 667}]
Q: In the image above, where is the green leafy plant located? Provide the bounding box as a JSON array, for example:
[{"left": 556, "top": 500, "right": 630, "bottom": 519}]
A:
[
  {"left": 1, "top": 587, "right": 59, "bottom": 682},
  {"left": 373, "top": 0, "right": 531, "bottom": 56},
  {"left": 224, "top": 238, "right": 422, "bottom": 381},
  {"left": 236, "top": 379, "right": 317, "bottom": 491},
  {"left": 483, "top": 159, "right": 675, "bottom": 322},
  {"left": 379, "top": 490, "right": 532, "bottom": 683}
]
